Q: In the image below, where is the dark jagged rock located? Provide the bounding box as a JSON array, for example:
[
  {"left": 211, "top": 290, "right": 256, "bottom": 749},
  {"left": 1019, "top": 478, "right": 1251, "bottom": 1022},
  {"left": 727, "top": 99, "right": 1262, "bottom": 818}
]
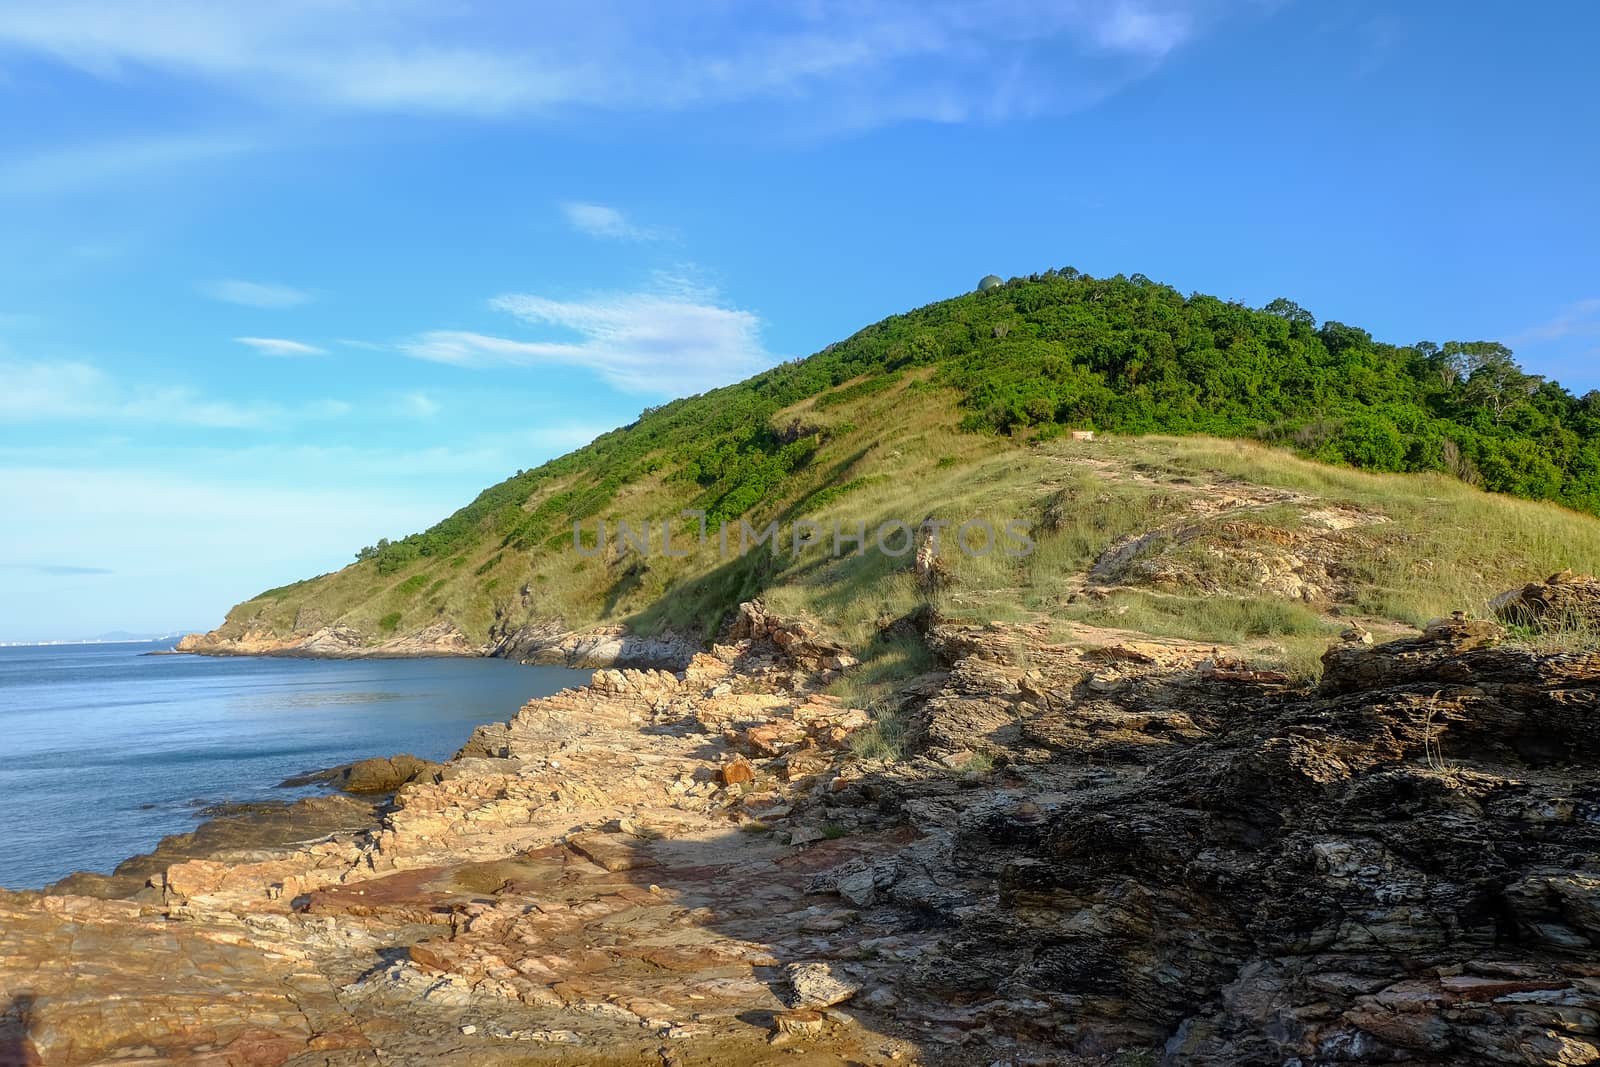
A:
[
  {"left": 1317, "top": 612, "right": 1507, "bottom": 694},
  {"left": 881, "top": 618, "right": 1600, "bottom": 1065}
]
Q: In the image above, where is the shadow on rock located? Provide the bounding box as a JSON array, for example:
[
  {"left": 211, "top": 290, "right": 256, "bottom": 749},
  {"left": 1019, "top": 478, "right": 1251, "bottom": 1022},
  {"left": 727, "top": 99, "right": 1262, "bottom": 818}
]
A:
[{"left": 0, "top": 995, "right": 42, "bottom": 1067}]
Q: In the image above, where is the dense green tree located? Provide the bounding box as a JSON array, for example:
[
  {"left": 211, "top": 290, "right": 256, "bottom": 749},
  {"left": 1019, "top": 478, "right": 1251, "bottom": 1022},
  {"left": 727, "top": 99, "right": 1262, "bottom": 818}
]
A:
[
  {"left": 1263, "top": 298, "right": 1316, "bottom": 327},
  {"left": 1323, "top": 413, "right": 1407, "bottom": 471}
]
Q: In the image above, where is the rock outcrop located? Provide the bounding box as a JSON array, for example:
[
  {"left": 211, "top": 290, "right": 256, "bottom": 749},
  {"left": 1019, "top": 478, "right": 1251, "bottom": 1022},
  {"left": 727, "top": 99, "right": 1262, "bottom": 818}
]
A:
[
  {"left": 177, "top": 617, "right": 707, "bottom": 669},
  {"left": 1493, "top": 570, "right": 1600, "bottom": 634},
  {"left": 43, "top": 793, "right": 384, "bottom": 901},
  {"left": 175, "top": 621, "right": 487, "bottom": 659},
  {"left": 879, "top": 614, "right": 1600, "bottom": 1064},
  {"left": 6, "top": 605, "right": 1598, "bottom": 1065},
  {"left": 279, "top": 754, "right": 446, "bottom": 795},
  {"left": 489, "top": 622, "right": 704, "bottom": 669},
  {"left": 1085, "top": 484, "right": 1392, "bottom": 604}
]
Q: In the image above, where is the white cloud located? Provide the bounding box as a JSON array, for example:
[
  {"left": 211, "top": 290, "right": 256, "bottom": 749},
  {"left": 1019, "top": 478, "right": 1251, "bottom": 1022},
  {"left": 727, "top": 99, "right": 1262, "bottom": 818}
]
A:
[
  {"left": 399, "top": 284, "right": 777, "bottom": 394},
  {"left": 0, "top": 358, "right": 340, "bottom": 427},
  {"left": 1092, "top": 5, "right": 1194, "bottom": 54},
  {"left": 561, "top": 201, "right": 664, "bottom": 242},
  {"left": 0, "top": 131, "right": 256, "bottom": 195},
  {"left": 3, "top": 360, "right": 104, "bottom": 417},
  {"left": 396, "top": 391, "right": 440, "bottom": 417},
  {"left": 516, "top": 424, "right": 613, "bottom": 451},
  {"left": 1512, "top": 299, "right": 1600, "bottom": 344},
  {"left": 201, "top": 279, "right": 312, "bottom": 308},
  {"left": 235, "top": 336, "right": 326, "bottom": 356},
  {"left": 0, "top": 439, "right": 518, "bottom": 485},
  {"left": 0, "top": 1, "right": 1227, "bottom": 128},
  {"left": 307, "top": 398, "right": 352, "bottom": 418}
]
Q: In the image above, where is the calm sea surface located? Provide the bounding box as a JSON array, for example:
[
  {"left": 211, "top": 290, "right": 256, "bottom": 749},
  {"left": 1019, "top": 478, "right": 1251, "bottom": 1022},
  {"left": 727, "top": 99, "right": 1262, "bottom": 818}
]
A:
[{"left": 0, "top": 641, "right": 588, "bottom": 889}]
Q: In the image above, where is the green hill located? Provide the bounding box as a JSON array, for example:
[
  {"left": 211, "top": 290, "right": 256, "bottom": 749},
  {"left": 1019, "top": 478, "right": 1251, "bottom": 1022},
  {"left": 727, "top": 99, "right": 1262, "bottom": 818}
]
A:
[{"left": 192, "top": 269, "right": 1600, "bottom": 665}]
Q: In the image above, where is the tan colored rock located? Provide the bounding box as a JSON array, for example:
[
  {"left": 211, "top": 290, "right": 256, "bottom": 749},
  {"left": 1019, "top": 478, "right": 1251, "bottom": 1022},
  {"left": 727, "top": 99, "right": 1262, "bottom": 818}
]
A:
[
  {"left": 719, "top": 755, "right": 756, "bottom": 786},
  {"left": 783, "top": 748, "right": 834, "bottom": 782},
  {"left": 773, "top": 1008, "right": 827, "bottom": 1036},
  {"left": 161, "top": 858, "right": 229, "bottom": 899},
  {"left": 786, "top": 961, "right": 860, "bottom": 1008},
  {"left": 739, "top": 722, "right": 807, "bottom": 756},
  {"left": 175, "top": 621, "right": 488, "bottom": 658},
  {"left": 567, "top": 831, "right": 656, "bottom": 873}
]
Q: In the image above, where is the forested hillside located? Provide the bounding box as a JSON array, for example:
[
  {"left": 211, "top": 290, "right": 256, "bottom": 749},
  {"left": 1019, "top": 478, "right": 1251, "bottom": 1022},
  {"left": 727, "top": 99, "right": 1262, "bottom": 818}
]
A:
[{"left": 200, "top": 269, "right": 1600, "bottom": 654}]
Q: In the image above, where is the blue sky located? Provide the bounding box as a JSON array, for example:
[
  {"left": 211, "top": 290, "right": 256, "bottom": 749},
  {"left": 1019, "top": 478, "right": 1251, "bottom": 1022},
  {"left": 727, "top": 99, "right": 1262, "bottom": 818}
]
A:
[{"left": 1, "top": 1, "right": 1597, "bottom": 641}]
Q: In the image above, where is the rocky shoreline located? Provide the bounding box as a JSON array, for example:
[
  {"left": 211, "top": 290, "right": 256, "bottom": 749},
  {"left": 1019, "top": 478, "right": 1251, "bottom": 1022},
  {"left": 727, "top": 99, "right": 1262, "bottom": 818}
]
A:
[
  {"left": 172, "top": 619, "right": 707, "bottom": 670},
  {"left": 4, "top": 595, "right": 1599, "bottom": 1065}
]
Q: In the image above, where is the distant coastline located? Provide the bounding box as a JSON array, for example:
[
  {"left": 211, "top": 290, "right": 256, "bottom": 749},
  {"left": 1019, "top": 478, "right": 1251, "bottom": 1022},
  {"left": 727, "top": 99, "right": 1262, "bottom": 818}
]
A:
[{"left": 0, "top": 634, "right": 188, "bottom": 648}]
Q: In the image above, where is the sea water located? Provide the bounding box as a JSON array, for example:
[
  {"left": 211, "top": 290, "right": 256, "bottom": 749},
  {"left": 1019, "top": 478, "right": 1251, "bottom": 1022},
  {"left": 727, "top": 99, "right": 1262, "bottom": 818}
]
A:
[{"left": 0, "top": 641, "right": 588, "bottom": 888}]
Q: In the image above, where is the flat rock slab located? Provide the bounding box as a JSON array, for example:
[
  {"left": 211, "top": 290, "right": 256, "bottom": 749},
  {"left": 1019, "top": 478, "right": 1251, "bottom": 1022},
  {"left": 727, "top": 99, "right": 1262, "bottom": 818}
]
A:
[
  {"left": 787, "top": 961, "right": 861, "bottom": 1008},
  {"left": 567, "top": 831, "right": 657, "bottom": 872}
]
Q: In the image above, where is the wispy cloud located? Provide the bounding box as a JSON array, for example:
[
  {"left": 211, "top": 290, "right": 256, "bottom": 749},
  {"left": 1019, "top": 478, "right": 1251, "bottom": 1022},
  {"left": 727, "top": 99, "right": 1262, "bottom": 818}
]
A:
[
  {"left": 0, "top": 1, "right": 1227, "bottom": 128},
  {"left": 515, "top": 424, "right": 613, "bottom": 451},
  {"left": 399, "top": 280, "right": 778, "bottom": 394},
  {"left": 1512, "top": 298, "right": 1600, "bottom": 345},
  {"left": 0, "top": 131, "right": 256, "bottom": 196},
  {"left": 307, "top": 398, "right": 352, "bottom": 418},
  {"left": 235, "top": 336, "right": 326, "bottom": 356},
  {"left": 1354, "top": 15, "right": 1406, "bottom": 78},
  {"left": 561, "top": 201, "right": 665, "bottom": 242},
  {"left": 395, "top": 391, "right": 440, "bottom": 417},
  {"left": 0, "top": 439, "right": 523, "bottom": 484},
  {"left": 201, "top": 279, "right": 313, "bottom": 308},
  {"left": 0, "top": 359, "right": 342, "bottom": 427},
  {"left": 1092, "top": 4, "right": 1197, "bottom": 53},
  {"left": 0, "top": 563, "right": 114, "bottom": 576}
]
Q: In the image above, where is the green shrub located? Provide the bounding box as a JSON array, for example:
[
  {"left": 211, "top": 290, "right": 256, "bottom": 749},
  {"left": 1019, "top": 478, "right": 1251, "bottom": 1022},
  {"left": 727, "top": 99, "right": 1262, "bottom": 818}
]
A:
[{"left": 814, "top": 372, "right": 898, "bottom": 410}]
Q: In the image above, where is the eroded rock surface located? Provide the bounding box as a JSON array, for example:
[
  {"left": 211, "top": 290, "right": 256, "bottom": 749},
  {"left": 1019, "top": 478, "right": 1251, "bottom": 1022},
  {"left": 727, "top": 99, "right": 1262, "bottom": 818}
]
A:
[
  {"left": 176, "top": 621, "right": 487, "bottom": 659},
  {"left": 7, "top": 601, "right": 1598, "bottom": 1065},
  {"left": 1493, "top": 570, "right": 1600, "bottom": 633},
  {"left": 891, "top": 614, "right": 1600, "bottom": 1064},
  {"left": 490, "top": 622, "right": 706, "bottom": 670},
  {"left": 1083, "top": 481, "right": 1392, "bottom": 604},
  {"left": 280, "top": 754, "right": 446, "bottom": 796}
]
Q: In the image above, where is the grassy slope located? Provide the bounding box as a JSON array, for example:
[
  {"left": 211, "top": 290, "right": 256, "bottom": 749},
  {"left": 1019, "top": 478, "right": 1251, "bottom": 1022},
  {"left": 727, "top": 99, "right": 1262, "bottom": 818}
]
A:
[{"left": 210, "top": 276, "right": 1600, "bottom": 661}]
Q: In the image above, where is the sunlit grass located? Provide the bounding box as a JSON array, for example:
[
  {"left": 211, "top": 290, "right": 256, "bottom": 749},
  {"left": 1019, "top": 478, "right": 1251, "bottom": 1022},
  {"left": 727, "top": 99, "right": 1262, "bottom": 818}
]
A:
[
  {"left": 847, "top": 703, "right": 915, "bottom": 763},
  {"left": 212, "top": 377, "right": 1600, "bottom": 662},
  {"left": 1060, "top": 589, "right": 1338, "bottom": 643},
  {"left": 824, "top": 631, "right": 935, "bottom": 706}
]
